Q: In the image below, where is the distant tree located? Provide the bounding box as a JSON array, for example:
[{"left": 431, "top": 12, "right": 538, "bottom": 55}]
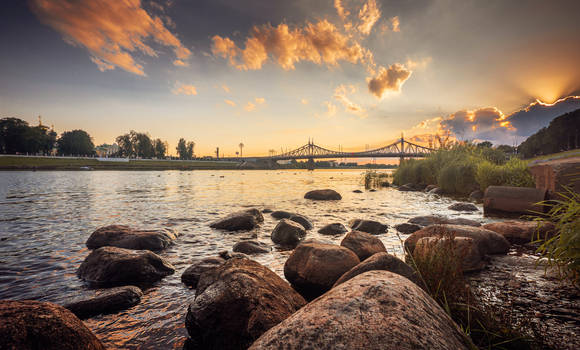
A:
[
  {"left": 153, "top": 139, "right": 167, "bottom": 158},
  {"left": 133, "top": 132, "right": 154, "bottom": 158},
  {"left": 496, "top": 144, "right": 516, "bottom": 154},
  {"left": 115, "top": 133, "right": 133, "bottom": 157},
  {"left": 186, "top": 141, "right": 195, "bottom": 159},
  {"left": 57, "top": 130, "right": 95, "bottom": 156},
  {"left": 0, "top": 117, "right": 57, "bottom": 154},
  {"left": 176, "top": 138, "right": 187, "bottom": 159},
  {"left": 476, "top": 141, "right": 493, "bottom": 148},
  {"left": 519, "top": 109, "right": 580, "bottom": 158}
]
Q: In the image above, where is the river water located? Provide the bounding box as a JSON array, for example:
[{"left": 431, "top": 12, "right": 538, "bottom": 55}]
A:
[{"left": 0, "top": 170, "right": 488, "bottom": 349}]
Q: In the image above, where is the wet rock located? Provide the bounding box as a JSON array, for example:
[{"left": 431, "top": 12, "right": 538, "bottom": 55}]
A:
[
  {"left": 415, "top": 236, "right": 485, "bottom": 272},
  {"left": 318, "top": 223, "right": 348, "bottom": 235},
  {"left": 408, "top": 215, "right": 481, "bottom": 227},
  {"left": 380, "top": 181, "right": 390, "bottom": 187},
  {"left": 448, "top": 202, "right": 479, "bottom": 211},
  {"left": 398, "top": 183, "right": 416, "bottom": 191},
  {"left": 78, "top": 246, "right": 175, "bottom": 286},
  {"left": 429, "top": 187, "right": 444, "bottom": 195},
  {"left": 333, "top": 252, "right": 419, "bottom": 287},
  {"left": 340, "top": 230, "right": 386, "bottom": 261},
  {"left": 249, "top": 271, "right": 472, "bottom": 350},
  {"left": 86, "top": 225, "right": 178, "bottom": 251},
  {"left": 209, "top": 208, "right": 264, "bottom": 231},
  {"left": 284, "top": 241, "right": 360, "bottom": 299},
  {"left": 469, "top": 190, "right": 484, "bottom": 203},
  {"left": 353, "top": 189, "right": 363, "bottom": 193},
  {"left": 369, "top": 189, "right": 377, "bottom": 192},
  {"left": 405, "top": 224, "right": 510, "bottom": 256},
  {"left": 218, "top": 250, "right": 249, "bottom": 260},
  {"left": 181, "top": 256, "right": 226, "bottom": 288},
  {"left": 0, "top": 300, "right": 106, "bottom": 350},
  {"left": 289, "top": 214, "right": 313, "bottom": 230},
  {"left": 64, "top": 286, "right": 142, "bottom": 319},
  {"left": 394, "top": 223, "right": 422, "bottom": 234},
  {"left": 233, "top": 240, "right": 270, "bottom": 255},
  {"left": 350, "top": 219, "right": 389, "bottom": 235},
  {"left": 304, "top": 189, "right": 342, "bottom": 200},
  {"left": 270, "top": 210, "right": 294, "bottom": 219},
  {"left": 483, "top": 220, "right": 556, "bottom": 244},
  {"left": 185, "top": 258, "right": 306, "bottom": 350},
  {"left": 271, "top": 219, "right": 306, "bottom": 247},
  {"left": 424, "top": 184, "right": 438, "bottom": 192},
  {"left": 261, "top": 208, "right": 273, "bottom": 213}
]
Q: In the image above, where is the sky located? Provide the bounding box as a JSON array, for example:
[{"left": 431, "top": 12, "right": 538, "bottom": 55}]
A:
[{"left": 1, "top": 0, "right": 579, "bottom": 157}]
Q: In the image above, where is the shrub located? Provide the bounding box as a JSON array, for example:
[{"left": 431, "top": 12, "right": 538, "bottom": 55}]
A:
[
  {"left": 438, "top": 159, "right": 478, "bottom": 195},
  {"left": 475, "top": 158, "right": 535, "bottom": 191}
]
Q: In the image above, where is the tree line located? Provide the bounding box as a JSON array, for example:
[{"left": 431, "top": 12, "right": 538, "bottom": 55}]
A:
[{"left": 518, "top": 108, "right": 580, "bottom": 158}]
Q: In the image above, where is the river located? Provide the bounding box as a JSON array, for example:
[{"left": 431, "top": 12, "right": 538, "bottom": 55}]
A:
[{"left": 0, "top": 170, "right": 488, "bottom": 349}]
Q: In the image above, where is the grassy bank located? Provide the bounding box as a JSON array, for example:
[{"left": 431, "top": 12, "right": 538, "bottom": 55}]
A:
[
  {"left": 0, "top": 156, "right": 240, "bottom": 170},
  {"left": 393, "top": 144, "right": 535, "bottom": 195}
]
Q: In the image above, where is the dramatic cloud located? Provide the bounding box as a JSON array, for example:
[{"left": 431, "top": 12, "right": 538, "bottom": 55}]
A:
[
  {"left": 171, "top": 82, "right": 197, "bottom": 95},
  {"left": 367, "top": 63, "right": 412, "bottom": 98},
  {"left": 334, "top": 0, "right": 349, "bottom": 20},
  {"left": 391, "top": 16, "right": 400, "bottom": 32},
  {"left": 506, "top": 96, "right": 580, "bottom": 136},
  {"left": 224, "top": 99, "right": 236, "bottom": 107},
  {"left": 29, "top": 0, "right": 191, "bottom": 76},
  {"left": 357, "top": 0, "right": 381, "bottom": 35},
  {"left": 333, "top": 84, "right": 366, "bottom": 117},
  {"left": 211, "top": 20, "right": 366, "bottom": 71},
  {"left": 440, "top": 107, "right": 509, "bottom": 141},
  {"left": 335, "top": 0, "right": 381, "bottom": 35}
]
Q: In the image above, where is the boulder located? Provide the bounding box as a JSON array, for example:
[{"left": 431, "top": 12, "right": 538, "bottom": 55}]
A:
[
  {"left": 85, "top": 225, "right": 178, "bottom": 251},
  {"left": 350, "top": 219, "right": 389, "bottom": 235},
  {"left": 429, "top": 187, "right": 444, "bottom": 195},
  {"left": 233, "top": 240, "right": 270, "bottom": 255},
  {"left": 0, "top": 300, "right": 105, "bottom": 350},
  {"left": 404, "top": 224, "right": 510, "bottom": 256},
  {"left": 304, "top": 189, "right": 342, "bottom": 200},
  {"left": 394, "top": 223, "right": 422, "bottom": 234},
  {"left": 182, "top": 256, "right": 226, "bottom": 288},
  {"left": 340, "top": 230, "right": 386, "bottom": 261},
  {"left": 249, "top": 271, "right": 472, "bottom": 350},
  {"left": 284, "top": 242, "right": 360, "bottom": 299},
  {"left": 414, "top": 236, "right": 485, "bottom": 272},
  {"left": 318, "top": 223, "right": 348, "bottom": 235},
  {"left": 380, "top": 181, "right": 390, "bottom": 187},
  {"left": 333, "top": 252, "right": 419, "bottom": 287},
  {"left": 408, "top": 215, "right": 481, "bottom": 227},
  {"left": 424, "top": 184, "right": 438, "bottom": 192},
  {"left": 289, "top": 214, "right": 313, "bottom": 230},
  {"left": 270, "top": 210, "right": 294, "bottom": 219},
  {"left": 448, "top": 202, "right": 479, "bottom": 211},
  {"left": 63, "top": 286, "right": 142, "bottom": 319},
  {"left": 397, "top": 183, "right": 416, "bottom": 191},
  {"left": 185, "top": 258, "right": 306, "bottom": 350},
  {"left": 261, "top": 208, "right": 273, "bottom": 213},
  {"left": 210, "top": 209, "right": 264, "bottom": 231},
  {"left": 469, "top": 190, "right": 484, "bottom": 203},
  {"left": 353, "top": 189, "right": 363, "bottom": 193},
  {"left": 271, "top": 219, "right": 306, "bottom": 247},
  {"left": 78, "top": 246, "right": 175, "bottom": 286},
  {"left": 483, "top": 220, "right": 556, "bottom": 244}
]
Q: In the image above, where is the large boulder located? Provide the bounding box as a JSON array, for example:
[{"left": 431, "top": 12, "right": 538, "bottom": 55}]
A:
[
  {"left": 0, "top": 300, "right": 105, "bottom": 350},
  {"left": 394, "top": 223, "right": 422, "bottom": 234},
  {"left": 249, "top": 271, "right": 472, "bottom": 350},
  {"left": 349, "top": 219, "right": 389, "bottom": 235},
  {"left": 284, "top": 242, "right": 360, "bottom": 299},
  {"left": 408, "top": 215, "right": 481, "bottom": 227},
  {"left": 270, "top": 210, "right": 294, "bottom": 219},
  {"left": 210, "top": 209, "right": 264, "bottom": 231},
  {"left": 233, "top": 240, "right": 270, "bottom": 255},
  {"left": 63, "top": 286, "right": 142, "bottom": 319},
  {"left": 318, "top": 223, "right": 348, "bottom": 235},
  {"left": 429, "top": 187, "right": 444, "bottom": 195},
  {"left": 333, "top": 252, "right": 419, "bottom": 287},
  {"left": 448, "top": 202, "right": 479, "bottom": 212},
  {"left": 469, "top": 190, "right": 484, "bottom": 203},
  {"left": 414, "top": 236, "right": 485, "bottom": 272},
  {"left": 185, "top": 258, "right": 306, "bottom": 350},
  {"left": 404, "top": 224, "right": 510, "bottom": 256},
  {"left": 78, "top": 246, "right": 175, "bottom": 286},
  {"left": 304, "top": 189, "right": 342, "bottom": 200},
  {"left": 340, "top": 230, "right": 386, "bottom": 261},
  {"left": 86, "top": 225, "right": 178, "bottom": 251},
  {"left": 182, "top": 256, "right": 226, "bottom": 288},
  {"left": 271, "top": 219, "right": 306, "bottom": 247},
  {"left": 483, "top": 220, "right": 556, "bottom": 244},
  {"left": 288, "top": 214, "right": 313, "bottom": 230}
]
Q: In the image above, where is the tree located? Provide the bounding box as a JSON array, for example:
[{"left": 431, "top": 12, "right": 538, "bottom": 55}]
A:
[
  {"left": 116, "top": 133, "right": 133, "bottom": 157},
  {"left": 186, "top": 141, "right": 195, "bottom": 159},
  {"left": 176, "top": 138, "right": 187, "bottom": 159},
  {"left": 153, "top": 139, "right": 167, "bottom": 158},
  {"left": 476, "top": 141, "right": 493, "bottom": 148},
  {"left": 0, "top": 117, "right": 56, "bottom": 154},
  {"left": 518, "top": 109, "right": 580, "bottom": 158},
  {"left": 115, "top": 130, "right": 155, "bottom": 158},
  {"left": 57, "top": 130, "right": 95, "bottom": 156}
]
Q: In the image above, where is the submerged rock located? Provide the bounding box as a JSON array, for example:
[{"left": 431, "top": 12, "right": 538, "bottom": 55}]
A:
[
  {"left": 394, "top": 223, "right": 422, "bottom": 234},
  {"left": 483, "top": 220, "right": 556, "bottom": 244},
  {"left": 333, "top": 252, "right": 419, "bottom": 287},
  {"left": 209, "top": 208, "right": 264, "bottom": 231},
  {"left": 304, "top": 189, "right": 342, "bottom": 200},
  {"left": 270, "top": 210, "right": 294, "bottom": 219},
  {"left": 185, "top": 258, "right": 306, "bottom": 350},
  {"left": 249, "top": 271, "right": 472, "bottom": 350},
  {"left": 0, "top": 300, "right": 106, "bottom": 350},
  {"left": 288, "top": 214, "right": 313, "bottom": 230},
  {"left": 284, "top": 241, "right": 359, "bottom": 299},
  {"left": 271, "top": 219, "right": 306, "bottom": 247},
  {"left": 233, "top": 240, "right": 270, "bottom": 255},
  {"left": 78, "top": 246, "right": 175, "bottom": 286},
  {"left": 64, "top": 286, "right": 142, "bottom": 319},
  {"left": 318, "top": 223, "right": 348, "bottom": 235},
  {"left": 340, "top": 230, "right": 386, "bottom": 261},
  {"left": 86, "top": 225, "right": 178, "bottom": 251},
  {"left": 448, "top": 202, "right": 479, "bottom": 212},
  {"left": 350, "top": 219, "right": 389, "bottom": 235},
  {"left": 181, "top": 256, "right": 226, "bottom": 288}
]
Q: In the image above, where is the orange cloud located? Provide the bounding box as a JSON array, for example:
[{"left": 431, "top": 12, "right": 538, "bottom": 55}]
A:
[
  {"left": 255, "top": 97, "right": 266, "bottom": 104},
  {"left": 367, "top": 63, "right": 412, "bottom": 98},
  {"left": 333, "top": 84, "right": 366, "bottom": 117},
  {"left": 171, "top": 82, "right": 197, "bottom": 96},
  {"left": 334, "top": 0, "right": 350, "bottom": 20},
  {"left": 173, "top": 59, "right": 188, "bottom": 67},
  {"left": 301, "top": 98, "right": 309, "bottom": 105},
  {"left": 30, "top": 0, "right": 191, "bottom": 76},
  {"left": 221, "top": 84, "right": 231, "bottom": 93},
  {"left": 224, "top": 99, "right": 236, "bottom": 107},
  {"left": 390, "top": 16, "right": 400, "bottom": 32},
  {"left": 357, "top": 0, "right": 381, "bottom": 35},
  {"left": 244, "top": 102, "right": 256, "bottom": 112}
]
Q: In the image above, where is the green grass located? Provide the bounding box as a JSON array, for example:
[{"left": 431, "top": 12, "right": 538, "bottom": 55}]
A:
[
  {"left": 527, "top": 149, "right": 580, "bottom": 164},
  {"left": 0, "top": 156, "right": 240, "bottom": 170},
  {"left": 362, "top": 170, "right": 390, "bottom": 189}
]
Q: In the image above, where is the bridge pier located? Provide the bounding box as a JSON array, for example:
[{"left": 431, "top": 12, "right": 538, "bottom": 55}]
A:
[{"left": 307, "top": 157, "right": 315, "bottom": 170}]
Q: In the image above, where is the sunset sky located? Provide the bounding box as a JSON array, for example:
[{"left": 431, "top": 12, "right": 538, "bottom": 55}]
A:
[{"left": 1, "top": 0, "right": 579, "bottom": 156}]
